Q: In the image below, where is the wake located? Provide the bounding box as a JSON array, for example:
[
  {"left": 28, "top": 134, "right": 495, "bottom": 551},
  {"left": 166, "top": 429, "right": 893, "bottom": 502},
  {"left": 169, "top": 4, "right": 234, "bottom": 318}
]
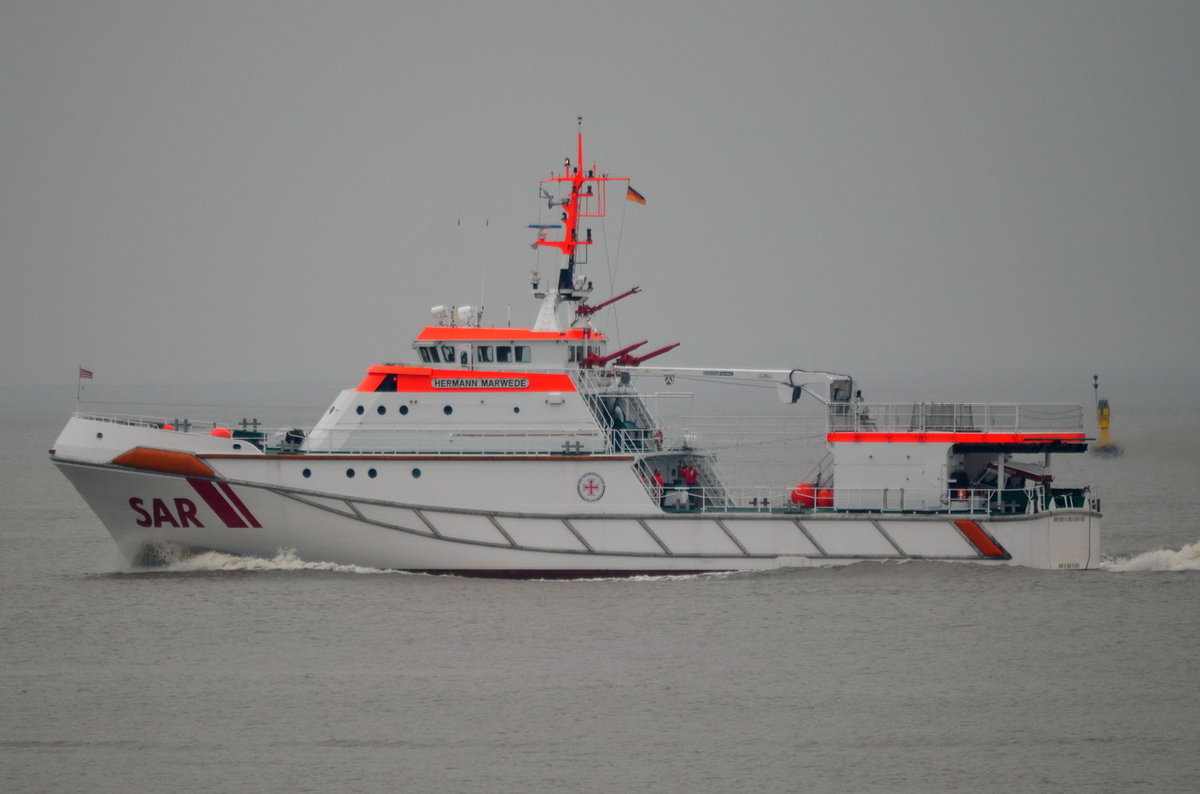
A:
[
  {"left": 1104, "top": 540, "right": 1200, "bottom": 572},
  {"left": 143, "top": 545, "right": 398, "bottom": 575}
]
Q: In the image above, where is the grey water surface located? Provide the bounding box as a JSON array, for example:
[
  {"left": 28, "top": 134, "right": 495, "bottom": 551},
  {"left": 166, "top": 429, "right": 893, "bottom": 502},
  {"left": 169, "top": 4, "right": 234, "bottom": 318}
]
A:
[{"left": 2, "top": 382, "right": 1197, "bottom": 793}]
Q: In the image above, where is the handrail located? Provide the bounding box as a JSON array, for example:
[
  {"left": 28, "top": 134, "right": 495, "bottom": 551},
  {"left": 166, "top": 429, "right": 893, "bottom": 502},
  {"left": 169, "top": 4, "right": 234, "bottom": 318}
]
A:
[
  {"left": 829, "top": 402, "right": 1084, "bottom": 434},
  {"left": 653, "top": 482, "right": 1097, "bottom": 515}
]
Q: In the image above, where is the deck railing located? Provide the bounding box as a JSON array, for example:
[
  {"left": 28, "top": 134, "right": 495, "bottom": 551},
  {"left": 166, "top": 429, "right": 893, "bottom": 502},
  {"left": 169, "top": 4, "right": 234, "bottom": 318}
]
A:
[
  {"left": 828, "top": 402, "right": 1084, "bottom": 434},
  {"left": 653, "top": 482, "right": 1097, "bottom": 516}
]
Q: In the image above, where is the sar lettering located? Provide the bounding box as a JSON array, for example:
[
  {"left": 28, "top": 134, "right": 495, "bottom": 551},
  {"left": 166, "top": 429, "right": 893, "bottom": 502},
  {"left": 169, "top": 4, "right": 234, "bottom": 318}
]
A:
[{"left": 129, "top": 497, "right": 204, "bottom": 528}]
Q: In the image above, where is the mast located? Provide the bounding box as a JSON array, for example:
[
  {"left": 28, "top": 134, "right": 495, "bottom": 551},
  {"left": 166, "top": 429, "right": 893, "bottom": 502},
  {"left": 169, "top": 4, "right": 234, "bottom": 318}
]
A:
[{"left": 531, "top": 117, "right": 630, "bottom": 332}]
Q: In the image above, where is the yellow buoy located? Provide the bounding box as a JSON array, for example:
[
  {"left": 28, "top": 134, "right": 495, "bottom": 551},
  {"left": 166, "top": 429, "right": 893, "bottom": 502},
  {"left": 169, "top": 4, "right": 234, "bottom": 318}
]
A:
[{"left": 1092, "top": 375, "right": 1122, "bottom": 456}]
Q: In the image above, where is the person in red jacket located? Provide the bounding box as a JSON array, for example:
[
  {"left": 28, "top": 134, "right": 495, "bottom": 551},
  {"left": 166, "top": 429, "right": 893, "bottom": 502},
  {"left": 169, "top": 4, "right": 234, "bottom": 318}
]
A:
[{"left": 682, "top": 461, "right": 700, "bottom": 510}]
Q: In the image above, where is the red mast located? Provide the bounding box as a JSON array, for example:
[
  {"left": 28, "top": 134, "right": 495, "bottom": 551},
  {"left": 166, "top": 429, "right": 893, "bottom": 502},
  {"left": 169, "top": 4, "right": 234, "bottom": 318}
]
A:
[{"left": 534, "top": 117, "right": 629, "bottom": 305}]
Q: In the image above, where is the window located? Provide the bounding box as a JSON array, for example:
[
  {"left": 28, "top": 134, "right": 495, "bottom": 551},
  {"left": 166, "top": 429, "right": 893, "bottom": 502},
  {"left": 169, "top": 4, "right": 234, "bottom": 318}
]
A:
[
  {"left": 418, "top": 346, "right": 436, "bottom": 363},
  {"left": 515, "top": 346, "right": 531, "bottom": 363},
  {"left": 496, "top": 345, "right": 511, "bottom": 362},
  {"left": 355, "top": 405, "right": 365, "bottom": 415},
  {"left": 441, "top": 345, "right": 455, "bottom": 362},
  {"left": 377, "top": 405, "right": 386, "bottom": 415},
  {"left": 375, "top": 373, "right": 398, "bottom": 392},
  {"left": 477, "top": 346, "right": 493, "bottom": 363},
  {"left": 399, "top": 405, "right": 409, "bottom": 416}
]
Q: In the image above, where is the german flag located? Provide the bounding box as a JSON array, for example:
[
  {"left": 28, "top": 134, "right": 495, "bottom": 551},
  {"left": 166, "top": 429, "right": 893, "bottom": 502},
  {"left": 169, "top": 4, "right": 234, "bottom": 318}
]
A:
[{"left": 625, "top": 185, "right": 646, "bottom": 205}]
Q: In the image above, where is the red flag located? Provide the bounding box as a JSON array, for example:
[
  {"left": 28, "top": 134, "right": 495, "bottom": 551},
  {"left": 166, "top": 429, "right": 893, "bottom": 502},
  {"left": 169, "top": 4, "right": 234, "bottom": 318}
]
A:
[
  {"left": 79, "top": 367, "right": 93, "bottom": 380},
  {"left": 625, "top": 185, "right": 646, "bottom": 205}
]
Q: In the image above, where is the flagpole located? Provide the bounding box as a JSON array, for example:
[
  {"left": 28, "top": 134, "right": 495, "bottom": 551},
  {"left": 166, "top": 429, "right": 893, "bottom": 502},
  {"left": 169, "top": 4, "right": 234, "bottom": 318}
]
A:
[{"left": 76, "top": 366, "right": 93, "bottom": 404}]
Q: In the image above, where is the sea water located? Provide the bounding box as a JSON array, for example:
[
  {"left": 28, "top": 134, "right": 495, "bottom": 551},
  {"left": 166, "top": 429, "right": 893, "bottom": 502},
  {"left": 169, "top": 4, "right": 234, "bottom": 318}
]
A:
[{"left": 2, "top": 381, "right": 1197, "bottom": 793}]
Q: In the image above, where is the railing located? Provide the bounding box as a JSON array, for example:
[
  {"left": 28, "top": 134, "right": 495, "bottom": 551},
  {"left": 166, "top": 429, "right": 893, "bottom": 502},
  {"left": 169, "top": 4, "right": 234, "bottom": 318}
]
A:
[
  {"left": 75, "top": 412, "right": 232, "bottom": 434},
  {"left": 828, "top": 402, "right": 1084, "bottom": 434},
  {"left": 74, "top": 411, "right": 607, "bottom": 455},
  {"left": 650, "top": 482, "right": 1097, "bottom": 516}
]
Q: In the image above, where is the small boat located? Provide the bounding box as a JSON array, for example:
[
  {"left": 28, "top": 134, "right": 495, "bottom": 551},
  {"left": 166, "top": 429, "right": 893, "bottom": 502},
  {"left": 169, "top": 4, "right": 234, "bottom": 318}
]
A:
[{"left": 50, "top": 125, "right": 1101, "bottom": 575}]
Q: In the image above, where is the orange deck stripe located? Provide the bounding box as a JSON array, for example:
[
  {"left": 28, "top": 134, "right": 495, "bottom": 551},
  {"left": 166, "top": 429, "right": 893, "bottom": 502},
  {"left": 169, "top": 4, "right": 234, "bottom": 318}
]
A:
[
  {"left": 414, "top": 326, "right": 603, "bottom": 341},
  {"left": 112, "top": 447, "right": 215, "bottom": 478},
  {"left": 827, "top": 432, "right": 1086, "bottom": 444}
]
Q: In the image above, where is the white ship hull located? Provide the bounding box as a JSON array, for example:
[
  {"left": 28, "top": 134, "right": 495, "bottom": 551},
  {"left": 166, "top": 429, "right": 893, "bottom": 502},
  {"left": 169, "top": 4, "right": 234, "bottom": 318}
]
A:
[
  {"left": 53, "top": 417, "right": 1100, "bottom": 574},
  {"left": 53, "top": 128, "right": 1102, "bottom": 575}
]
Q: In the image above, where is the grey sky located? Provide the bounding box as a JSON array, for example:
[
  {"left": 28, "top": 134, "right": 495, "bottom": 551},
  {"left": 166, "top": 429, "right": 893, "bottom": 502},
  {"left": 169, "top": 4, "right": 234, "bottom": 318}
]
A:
[{"left": 2, "top": 1, "right": 1197, "bottom": 395}]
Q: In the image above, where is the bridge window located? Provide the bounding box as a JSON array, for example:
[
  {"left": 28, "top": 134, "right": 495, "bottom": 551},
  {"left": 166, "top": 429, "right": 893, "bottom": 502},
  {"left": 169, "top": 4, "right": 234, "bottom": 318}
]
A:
[
  {"left": 477, "top": 345, "right": 493, "bottom": 363},
  {"left": 441, "top": 345, "right": 455, "bottom": 362},
  {"left": 375, "top": 374, "right": 397, "bottom": 392},
  {"left": 418, "top": 346, "right": 436, "bottom": 363},
  {"left": 496, "top": 345, "right": 511, "bottom": 362},
  {"left": 515, "top": 346, "right": 531, "bottom": 363}
]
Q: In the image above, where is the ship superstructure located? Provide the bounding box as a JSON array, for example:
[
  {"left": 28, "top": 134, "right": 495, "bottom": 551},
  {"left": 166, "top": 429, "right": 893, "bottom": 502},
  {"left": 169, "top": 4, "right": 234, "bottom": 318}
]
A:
[{"left": 50, "top": 125, "right": 1101, "bottom": 574}]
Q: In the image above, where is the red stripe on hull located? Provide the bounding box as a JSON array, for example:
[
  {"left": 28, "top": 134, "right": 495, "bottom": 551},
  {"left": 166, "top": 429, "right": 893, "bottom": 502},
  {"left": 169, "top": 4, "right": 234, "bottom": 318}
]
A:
[
  {"left": 954, "top": 519, "right": 1008, "bottom": 559},
  {"left": 217, "top": 481, "right": 262, "bottom": 528},
  {"left": 187, "top": 478, "right": 249, "bottom": 529}
]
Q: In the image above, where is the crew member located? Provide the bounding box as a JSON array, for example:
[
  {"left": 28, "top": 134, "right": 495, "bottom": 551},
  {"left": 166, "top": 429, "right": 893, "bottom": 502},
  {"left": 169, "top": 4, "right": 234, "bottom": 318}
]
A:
[{"left": 682, "top": 461, "right": 700, "bottom": 510}]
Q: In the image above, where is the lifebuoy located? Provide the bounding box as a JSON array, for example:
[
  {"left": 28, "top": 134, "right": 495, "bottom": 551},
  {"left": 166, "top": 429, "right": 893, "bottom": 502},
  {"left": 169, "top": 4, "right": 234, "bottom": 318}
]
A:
[
  {"left": 653, "top": 429, "right": 663, "bottom": 449},
  {"left": 955, "top": 489, "right": 967, "bottom": 500}
]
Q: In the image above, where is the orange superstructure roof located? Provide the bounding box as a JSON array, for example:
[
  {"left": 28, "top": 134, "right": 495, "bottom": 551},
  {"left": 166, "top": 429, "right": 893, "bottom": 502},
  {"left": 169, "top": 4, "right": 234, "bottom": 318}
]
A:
[{"left": 415, "top": 326, "right": 604, "bottom": 342}]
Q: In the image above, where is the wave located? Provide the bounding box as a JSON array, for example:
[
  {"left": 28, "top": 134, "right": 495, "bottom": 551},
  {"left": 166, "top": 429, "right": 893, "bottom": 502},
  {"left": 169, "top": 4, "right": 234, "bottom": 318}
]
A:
[
  {"left": 1104, "top": 540, "right": 1200, "bottom": 572},
  {"left": 139, "top": 544, "right": 399, "bottom": 575}
]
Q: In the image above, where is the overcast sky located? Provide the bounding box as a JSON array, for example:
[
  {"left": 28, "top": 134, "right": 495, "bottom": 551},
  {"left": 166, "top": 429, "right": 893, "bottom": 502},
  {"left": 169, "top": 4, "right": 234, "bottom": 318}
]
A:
[{"left": 2, "top": 1, "right": 1197, "bottom": 399}]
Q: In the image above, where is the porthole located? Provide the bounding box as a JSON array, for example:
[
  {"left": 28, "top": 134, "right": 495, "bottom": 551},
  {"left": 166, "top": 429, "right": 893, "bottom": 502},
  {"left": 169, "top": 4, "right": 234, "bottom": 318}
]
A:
[
  {"left": 346, "top": 468, "right": 356, "bottom": 478},
  {"left": 513, "top": 406, "right": 520, "bottom": 414},
  {"left": 302, "top": 468, "right": 312, "bottom": 478},
  {"left": 377, "top": 405, "right": 386, "bottom": 415},
  {"left": 411, "top": 468, "right": 422, "bottom": 479},
  {"left": 443, "top": 405, "right": 453, "bottom": 415},
  {"left": 368, "top": 468, "right": 378, "bottom": 479},
  {"left": 96, "top": 432, "right": 104, "bottom": 439},
  {"left": 399, "top": 405, "right": 409, "bottom": 416},
  {"left": 356, "top": 405, "right": 365, "bottom": 415},
  {"left": 232, "top": 443, "right": 242, "bottom": 450}
]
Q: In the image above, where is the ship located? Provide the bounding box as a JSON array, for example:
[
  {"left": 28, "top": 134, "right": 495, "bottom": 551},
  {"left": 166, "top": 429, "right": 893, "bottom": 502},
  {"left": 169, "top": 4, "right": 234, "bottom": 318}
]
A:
[{"left": 50, "top": 125, "right": 1101, "bottom": 575}]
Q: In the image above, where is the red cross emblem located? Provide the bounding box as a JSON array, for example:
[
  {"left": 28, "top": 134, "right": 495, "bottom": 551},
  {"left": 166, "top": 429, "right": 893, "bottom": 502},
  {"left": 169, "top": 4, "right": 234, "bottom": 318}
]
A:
[{"left": 577, "top": 472, "right": 606, "bottom": 502}]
